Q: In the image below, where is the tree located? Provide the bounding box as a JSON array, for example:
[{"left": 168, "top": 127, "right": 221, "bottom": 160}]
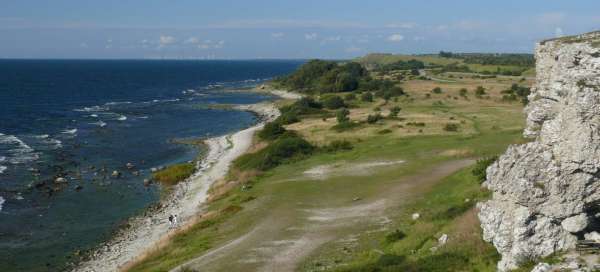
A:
[
  {"left": 336, "top": 108, "right": 350, "bottom": 123},
  {"left": 389, "top": 106, "right": 401, "bottom": 118},
  {"left": 361, "top": 92, "right": 373, "bottom": 102}
]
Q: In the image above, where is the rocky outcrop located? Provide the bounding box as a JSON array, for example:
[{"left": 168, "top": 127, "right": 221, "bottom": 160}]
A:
[{"left": 478, "top": 31, "right": 600, "bottom": 271}]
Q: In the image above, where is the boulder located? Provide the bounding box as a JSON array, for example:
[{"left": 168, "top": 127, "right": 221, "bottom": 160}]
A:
[
  {"left": 411, "top": 213, "right": 420, "bottom": 220},
  {"left": 530, "top": 263, "right": 551, "bottom": 272},
  {"left": 561, "top": 213, "right": 589, "bottom": 233},
  {"left": 54, "top": 177, "right": 68, "bottom": 184}
]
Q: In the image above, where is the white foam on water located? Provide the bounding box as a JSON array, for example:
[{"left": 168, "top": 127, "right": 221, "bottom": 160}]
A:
[
  {"left": 0, "top": 196, "right": 5, "bottom": 211},
  {"left": 74, "top": 105, "right": 107, "bottom": 112},
  {"left": 0, "top": 165, "right": 6, "bottom": 174},
  {"left": 117, "top": 115, "right": 127, "bottom": 121},
  {"left": 105, "top": 101, "right": 132, "bottom": 106},
  {"left": 91, "top": 121, "right": 107, "bottom": 127},
  {"left": 0, "top": 133, "right": 39, "bottom": 164},
  {"left": 45, "top": 138, "right": 63, "bottom": 149},
  {"left": 33, "top": 134, "right": 49, "bottom": 139},
  {"left": 62, "top": 129, "right": 78, "bottom": 135},
  {"left": 90, "top": 114, "right": 99, "bottom": 118}
]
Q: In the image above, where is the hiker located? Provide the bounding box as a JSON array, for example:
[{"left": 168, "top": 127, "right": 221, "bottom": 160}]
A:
[
  {"left": 168, "top": 214, "right": 173, "bottom": 227},
  {"left": 173, "top": 214, "right": 178, "bottom": 227}
]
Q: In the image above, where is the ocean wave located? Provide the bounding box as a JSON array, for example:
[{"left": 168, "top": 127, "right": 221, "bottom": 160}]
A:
[
  {"left": 117, "top": 115, "right": 127, "bottom": 121},
  {"left": 90, "top": 121, "right": 107, "bottom": 127},
  {"left": 90, "top": 114, "right": 99, "bottom": 118},
  {"left": 0, "top": 134, "right": 39, "bottom": 164},
  {"left": 62, "top": 129, "right": 78, "bottom": 135},
  {"left": 33, "top": 134, "right": 49, "bottom": 139},
  {"left": 0, "top": 196, "right": 4, "bottom": 211},
  {"left": 105, "top": 101, "right": 132, "bottom": 106},
  {"left": 138, "top": 116, "right": 149, "bottom": 119},
  {"left": 74, "top": 105, "right": 108, "bottom": 112},
  {"left": 44, "top": 138, "right": 63, "bottom": 149},
  {"left": 182, "top": 89, "right": 196, "bottom": 95},
  {"left": 0, "top": 165, "right": 6, "bottom": 174}
]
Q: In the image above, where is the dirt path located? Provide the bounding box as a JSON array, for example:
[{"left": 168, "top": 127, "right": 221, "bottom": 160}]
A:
[{"left": 171, "top": 159, "right": 473, "bottom": 272}]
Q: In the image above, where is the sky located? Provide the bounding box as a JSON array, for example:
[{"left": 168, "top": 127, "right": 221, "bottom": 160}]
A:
[{"left": 1, "top": 0, "right": 599, "bottom": 59}]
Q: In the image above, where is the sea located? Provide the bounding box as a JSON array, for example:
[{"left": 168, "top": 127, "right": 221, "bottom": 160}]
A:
[{"left": 0, "top": 59, "right": 302, "bottom": 271}]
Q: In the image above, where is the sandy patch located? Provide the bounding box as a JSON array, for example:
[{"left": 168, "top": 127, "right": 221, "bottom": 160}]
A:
[{"left": 303, "top": 160, "right": 405, "bottom": 180}]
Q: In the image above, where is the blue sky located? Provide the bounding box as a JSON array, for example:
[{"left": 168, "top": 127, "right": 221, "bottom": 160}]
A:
[{"left": 1, "top": 0, "right": 599, "bottom": 59}]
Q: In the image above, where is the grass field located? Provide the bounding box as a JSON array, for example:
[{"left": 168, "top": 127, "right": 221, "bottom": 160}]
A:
[{"left": 126, "top": 57, "right": 531, "bottom": 272}]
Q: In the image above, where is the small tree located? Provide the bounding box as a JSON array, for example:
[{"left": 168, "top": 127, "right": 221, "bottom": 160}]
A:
[
  {"left": 459, "top": 88, "right": 468, "bottom": 97},
  {"left": 389, "top": 106, "right": 401, "bottom": 118},
  {"left": 361, "top": 92, "right": 373, "bottom": 102},
  {"left": 432, "top": 87, "right": 442, "bottom": 94},
  {"left": 443, "top": 123, "right": 459, "bottom": 132},
  {"left": 336, "top": 108, "right": 350, "bottom": 123},
  {"left": 367, "top": 113, "right": 382, "bottom": 124}
]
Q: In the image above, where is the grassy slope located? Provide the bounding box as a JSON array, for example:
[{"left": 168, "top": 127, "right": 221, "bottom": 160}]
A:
[{"left": 127, "top": 57, "right": 530, "bottom": 272}]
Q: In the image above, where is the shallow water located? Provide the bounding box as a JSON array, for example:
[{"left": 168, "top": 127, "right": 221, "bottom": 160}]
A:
[{"left": 0, "top": 59, "right": 301, "bottom": 271}]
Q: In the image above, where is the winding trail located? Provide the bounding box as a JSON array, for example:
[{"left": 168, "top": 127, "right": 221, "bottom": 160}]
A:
[{"left": 172, "top": 159, "right": 473, "bottom": 272}]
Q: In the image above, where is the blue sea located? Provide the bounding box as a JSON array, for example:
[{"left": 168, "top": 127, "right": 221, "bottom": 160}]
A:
[{"left": 0, "top": 59, "right": 301, "bottom": 271}]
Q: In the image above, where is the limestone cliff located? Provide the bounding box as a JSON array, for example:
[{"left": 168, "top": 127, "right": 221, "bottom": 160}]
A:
[{"left": 478, "top": 31, "right": 600, "bottom": 271}]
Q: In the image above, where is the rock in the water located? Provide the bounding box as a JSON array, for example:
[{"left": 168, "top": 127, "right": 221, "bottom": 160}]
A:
[
  {"left": 126, "top": 162, "right": 135, "bottom": 169},
  {"left": 477, "top": 31, "right": 600, "bottom": 271},
  {"left": 561, "top": 213, "right": 589, "bottom": 233},
  {"left": 111, "top": 170, "right": 121, "bottom": 178},
  {"left": 54, "top": 177, "right": 68, "bottom": 184},
  {"left": 531, "top": 263, "right": 551, "bottom": 272}
]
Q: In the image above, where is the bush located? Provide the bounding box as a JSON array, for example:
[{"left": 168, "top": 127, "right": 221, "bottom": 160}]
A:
[
  {"left": 472, "top": 156, "right": 498, "bottom": 183},
  {"left": 277, "top": 110, "right": 300, "bottom": 125},
  {"left": 385, "top": 229, "right": 406, "bottom": 243},
  {"left": 152, "top": 163, "right": 196, "bottom": 186},
  {"left": 361, "top": 92, "right": 373, "bottom": 102},
  {"left": 344, "top": 93, "right": 356, "bottom": 101},
  {"left": 475, "top": 86, "right": 486, "bottom": 96},
  {"left": 443, "top": 123, "right": 459, "bottom": 132},
  {"left": 258, "top": 122, "right": 286, "bottom": 140},
  {"left": 331, "top": 121, "right": 360, "bottom": 132},
  {"left": 432, "top": 87, "right": 443, "bottom": 94},
  {"left": 388, "top": 106, "right": 401, "bottom": 118},
  {"left": 321, "top": 95, "right": 346, "bottom": 109},
  {"left": 336, "top": 108, "right": 350, "bottom": 123},
  {"left": 234, "top": 135, "right": 314, "bottom": 171},
  {"left": 459, "top": 88, "right": 468, "bottom": 97},
  {"left": 378, "top": 129, "right": 393, "bottom": 134},
  {"left": 367, "top": 113, "right": 382, "bottom": 124},
  {"left": 323, "top": 140, "right": 353, "bottom": 152}
]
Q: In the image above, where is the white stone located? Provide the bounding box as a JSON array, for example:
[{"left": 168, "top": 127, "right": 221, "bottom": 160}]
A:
[
  {"left": 531, "top": 263, "right": 551, "bottom": 272},
  {"left": 584, "top": 231, "right": 600, "bottom": 242},
  {"left": 438, "top": 234, "right": 448, "bottom": 245},
  {"left": 411, "top": 213, "right": 420, "bottom": 220},
  {"left": 561, "top": 213, "right": 589, "bottom": 233}
]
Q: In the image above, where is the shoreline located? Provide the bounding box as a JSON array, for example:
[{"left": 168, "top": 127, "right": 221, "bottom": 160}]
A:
[{"left": 75, "top": 88, "right": 299, "bottom": 272}]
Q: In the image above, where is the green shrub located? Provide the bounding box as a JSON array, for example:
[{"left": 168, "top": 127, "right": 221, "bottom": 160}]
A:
[
  {"left": 459, "top": 88, "right": 468, "bottom": 97},
  {"left": 258, "top": 122, "right": 286, "bottom": 140},
  {"left": 385, "top": 229, "right": 406, "bottom": 243},
  {"left": 367, "top": 113, "right": 382, "bottom": 124},
  {"left": 475, "top": 86, "right": 486, "bottom": 96},
  {"left": 331, "top": 121, "right": 360, "bottom": 132},
  {"left": 443, "top": 123, "right": 459, "bottom": 132},
  {"left": 388, "top": 106, "right": 401, "bottom": 118},
  {"left": 406, "top": 122, "right": 425, "bottom": 127},
  {"left": 277, "top": 110, "right": 300, "bottom": 125},
  {"left": 234, "top": 135, "right": 314, "bottom": 171},
  {"left": 344, "top": 93, "right": 356, "bottom": 101},
  {"left": 432, "top": 87, "right": 443, "bottom": 94},
  {"left": 323, "top": 140, "right": 353, "bottom": 152},
  {"left": 152, "top": 163, "right": 196, "bottom": 186},
  {"left": 336, "top": 108, "right": 350, "bottom": 123},
  {"left": 472, "top": 156, "right": 498, "bottom": 183},
  {"left": 378, "top": 129, "right": 393, "bottom": 134},
  {"left": 321, "top": 95, "right": 346, "bottom": 109},
  {"left": 361, "top": 92, "right": 373, "bottom": 102}
]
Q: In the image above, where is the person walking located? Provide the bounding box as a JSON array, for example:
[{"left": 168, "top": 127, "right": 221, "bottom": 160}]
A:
[
  {"left": 168, "top": 214, "right": 173, "bottom": 228},
  {"left": 173, "top": 214, "right": 178, "bottom": 227}
]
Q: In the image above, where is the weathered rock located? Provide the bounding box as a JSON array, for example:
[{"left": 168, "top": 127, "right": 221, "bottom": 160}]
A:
[
  {"left": 531, "top": 263, "right": 551, "bottom": 272},
  {"left": 411, "top": 213, "right": 420, "bottom": 220},
  {"left": 438, "top": 234, "right": 448, "bottom": 246},
  {"left": 584, "top": 231, "right": 600, "bottom": 242},
  {"left": 54, "top": 177, "right": 68, "bottom": 184},
  {"left": 561, "top": 213, "right": 589, "bottom": 233},
  {"left": 478, "top": 31, "right": 600, "bottom": 271}
]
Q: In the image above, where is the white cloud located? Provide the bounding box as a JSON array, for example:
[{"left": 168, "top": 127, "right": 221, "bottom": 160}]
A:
[
  {"left": 413, "top": 36, "right": 425, "bottom": 41},
  {"left": 185, "top": 37, "right": 200, "bottom": 44},
  {"left": 271, "top": 32, "right": 285, "bottom": 39},
  {"left": 198, "top": 40, "right": 225, "bottom": 50},
  {"left": 304, "top": 33, "right": 318, "bottom": 40},
  {"left": 159, "top": 35, "right": 176, "bottom": 46},
  {"left": 198, "top": 44, "right": 210, "bottom": 50},
  {"left": 555, "top": 27, "right": 564, "bottom": 38},
  {"left": 387, "top": 34, "right": 404, "bottom": 42},
  {"left": 385, "top": 22, "right": 416, "bottom": 29}
]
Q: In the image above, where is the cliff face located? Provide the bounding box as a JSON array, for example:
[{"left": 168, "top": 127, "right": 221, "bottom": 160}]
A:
[{"left": 478, "top": 31, "right": 600, "bottom": 271}]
